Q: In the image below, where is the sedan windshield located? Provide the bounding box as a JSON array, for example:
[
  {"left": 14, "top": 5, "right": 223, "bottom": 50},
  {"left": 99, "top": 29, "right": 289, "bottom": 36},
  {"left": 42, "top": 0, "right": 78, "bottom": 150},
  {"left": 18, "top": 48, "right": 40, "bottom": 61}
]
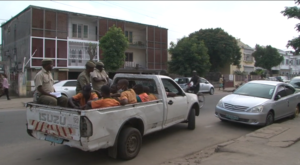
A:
[
  {"left": 234, "top": 83, "right": 275, "bottom": 99},
  {"left": 290, "top": 79, "right": 300, "bottom": 88}
]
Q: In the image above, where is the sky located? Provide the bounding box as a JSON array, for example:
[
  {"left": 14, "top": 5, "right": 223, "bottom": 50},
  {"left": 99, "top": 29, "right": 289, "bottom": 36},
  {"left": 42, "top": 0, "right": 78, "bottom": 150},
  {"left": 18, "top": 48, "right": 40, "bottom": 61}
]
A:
[{"left": 0, "top": 1, "right": 299, "bottom": 51}]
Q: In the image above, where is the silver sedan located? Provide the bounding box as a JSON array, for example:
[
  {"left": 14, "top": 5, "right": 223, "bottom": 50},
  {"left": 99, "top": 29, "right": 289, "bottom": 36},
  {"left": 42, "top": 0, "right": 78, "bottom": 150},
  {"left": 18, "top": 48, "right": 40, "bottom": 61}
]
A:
[{"left": 215, "top": 80, "right": 300, "bottom": 126}]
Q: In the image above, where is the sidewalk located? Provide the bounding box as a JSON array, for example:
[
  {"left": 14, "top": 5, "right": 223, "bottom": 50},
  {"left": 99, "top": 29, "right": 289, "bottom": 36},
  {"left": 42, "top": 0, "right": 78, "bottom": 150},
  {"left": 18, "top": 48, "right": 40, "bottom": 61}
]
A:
[
  {"left": 161, "top": 117, "right": 300, "bottom": 165},
  {"left": 0, "top": 96, "right": 32, "bottom": 110}
]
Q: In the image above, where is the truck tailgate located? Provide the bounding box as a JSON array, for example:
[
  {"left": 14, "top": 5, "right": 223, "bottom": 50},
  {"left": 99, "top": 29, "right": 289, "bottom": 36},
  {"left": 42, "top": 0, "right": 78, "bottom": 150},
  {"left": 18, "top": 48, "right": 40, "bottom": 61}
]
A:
[{"left": 26, "top": 104, "right": 81, "bottom": 141}]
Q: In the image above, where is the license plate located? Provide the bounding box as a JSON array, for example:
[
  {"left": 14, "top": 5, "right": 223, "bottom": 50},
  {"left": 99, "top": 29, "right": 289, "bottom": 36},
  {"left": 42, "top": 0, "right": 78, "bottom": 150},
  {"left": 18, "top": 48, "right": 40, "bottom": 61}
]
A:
[
  {"left": 225, "top": 114, "right": 239, "bottom": 120},
  {"left": 45, "top": 135, "right": 64, "bottom": 144}
]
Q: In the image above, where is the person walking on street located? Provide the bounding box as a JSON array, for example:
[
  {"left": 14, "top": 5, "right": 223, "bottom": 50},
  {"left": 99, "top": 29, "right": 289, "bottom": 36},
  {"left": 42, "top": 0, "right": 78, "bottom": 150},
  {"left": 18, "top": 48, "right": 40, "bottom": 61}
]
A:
[
  {"left": 34, "top": 59, "right": 68, "bottom": 107},
  {"left": 90, "top": 62, "right": 109, "bottom": 96},
  {"left": 0, "top": 74, "right": 10, "bottom": 100},
  {"left": 219, "top": 75, "right": 223, "bottom": 90},
  {"left": 76, "top": 61, "right": 95, "bottom": 94},
  {"left": 222, "top": 76, "right": 226, "bottom": 91}
]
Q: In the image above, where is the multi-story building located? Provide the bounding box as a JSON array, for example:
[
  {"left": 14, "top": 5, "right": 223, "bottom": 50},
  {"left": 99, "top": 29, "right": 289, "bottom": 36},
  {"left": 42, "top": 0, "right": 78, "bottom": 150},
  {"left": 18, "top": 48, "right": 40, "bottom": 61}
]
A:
[
  {"left": 220, "top": 39, "right": 255, "bottom": 76},
  {"left": 272, "top": 50, "right": 300, "bottom": 78},
  {"left": 1, "top": 5, "right": 168, "bottom": 96}
]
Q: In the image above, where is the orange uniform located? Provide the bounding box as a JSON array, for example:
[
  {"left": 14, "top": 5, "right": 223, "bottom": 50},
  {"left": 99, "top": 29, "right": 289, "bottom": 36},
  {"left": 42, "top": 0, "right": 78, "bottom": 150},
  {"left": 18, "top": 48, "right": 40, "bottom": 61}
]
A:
[
  {"left": 119, "top": 89, "right": 137, "bottom": 104},
  {"left": 91, "top": 98, "right": 120, "bottom": 109},
  {"left": 72, "top": 92, "right": 98, "bottom": 106},
  {"left": 148, "top": 93, "right": 157, "bottom": 101},
  {"left": 139, "top": 93, "right": 149, "bottom": 102}
]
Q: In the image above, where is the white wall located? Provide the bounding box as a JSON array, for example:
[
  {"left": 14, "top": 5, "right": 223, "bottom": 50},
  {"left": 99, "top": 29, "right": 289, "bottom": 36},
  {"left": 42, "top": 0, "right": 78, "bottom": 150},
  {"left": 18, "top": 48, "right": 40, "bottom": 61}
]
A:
[
  {"left": 126, "top": 48, "right": 146, "bottom": 67},
  {"left": 68, "top": 16, "right": 97, "bottom": 41},
  {"left": 125, "top": 27, "right": 146, "bottom": 45}
]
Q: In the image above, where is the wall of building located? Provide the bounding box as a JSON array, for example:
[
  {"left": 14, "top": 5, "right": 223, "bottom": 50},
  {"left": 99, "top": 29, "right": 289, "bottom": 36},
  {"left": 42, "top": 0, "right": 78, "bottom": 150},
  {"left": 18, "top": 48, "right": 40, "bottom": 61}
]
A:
[
  {"left": 125, "top": 48, "right": 146, "bottom": 68},
  {"left": 68, "top": 15, "right": 98, "bottom": 41}
]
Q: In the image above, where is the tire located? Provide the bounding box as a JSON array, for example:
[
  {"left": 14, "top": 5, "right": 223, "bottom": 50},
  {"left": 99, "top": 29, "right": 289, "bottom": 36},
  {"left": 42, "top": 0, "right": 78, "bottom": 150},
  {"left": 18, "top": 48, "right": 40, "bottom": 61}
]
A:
[
  {"left": 209, "top": 88, "right": 214, "bottom": 95},
  {"left": 187, "top": 108, "right": 196, "bottom": 130},
  {"left": 118, "top": 127, "right": 142, "bottom": 160},
  {"left": 265, "top": 111, "right": 274, "bottom": 126},
  {"left": 197, "top": 93, "right": 205, "bottom": 109},
  {"left": 291, "top": 107, "right": 299, "bottom": 119}
]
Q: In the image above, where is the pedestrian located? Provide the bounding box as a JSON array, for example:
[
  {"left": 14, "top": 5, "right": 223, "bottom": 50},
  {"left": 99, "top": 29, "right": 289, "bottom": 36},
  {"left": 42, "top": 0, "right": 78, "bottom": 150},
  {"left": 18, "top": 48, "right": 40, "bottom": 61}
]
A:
[
  {"left": 0, "top": 73, "right": 10, "bottom": 100},
  {"left": 219, "top": 75, "right": 223, "bottom": 90},
  {"left": 222, "top": 76, "right": 226, "bottom": 90},
  {"left": 33, "top": 59, "right": 68, "bottom": 107},
  {"left": 76, "top": 61, "right": 95, "bottom": 94},
  {"left": 244, "top": 76, "right": 248, "bottom": 84},
  {"left": 0, "top": 74, "right": 4, "bottom": 96},
  {"left": 90, "top": 62, "right": 109, "bottom": 96}
]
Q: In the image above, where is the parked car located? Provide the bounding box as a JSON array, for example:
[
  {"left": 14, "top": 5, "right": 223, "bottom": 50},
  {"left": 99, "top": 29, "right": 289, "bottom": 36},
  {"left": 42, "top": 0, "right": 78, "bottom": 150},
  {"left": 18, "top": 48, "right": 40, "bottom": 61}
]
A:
[
  {"left": 276, "top": 76, "right": 289, "bottom": 83},
  {"left": 53, "top": 80, "right": 77, "bottom": 98},
  {"left": 215, "top": 80, "right": 300, "bottom": 126},
  {"left": 174, "top": 77, "right": 215, "bottom": 95},
  {"left": 289, "top": 76, "right": 300, "bottom": 93}
]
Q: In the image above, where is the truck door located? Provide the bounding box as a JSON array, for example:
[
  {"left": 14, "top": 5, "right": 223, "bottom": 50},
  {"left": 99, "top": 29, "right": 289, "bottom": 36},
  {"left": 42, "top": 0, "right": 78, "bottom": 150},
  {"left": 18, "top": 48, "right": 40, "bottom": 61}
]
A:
[{"left": 161, "top": 78, "right": 188, "bottom": 128}]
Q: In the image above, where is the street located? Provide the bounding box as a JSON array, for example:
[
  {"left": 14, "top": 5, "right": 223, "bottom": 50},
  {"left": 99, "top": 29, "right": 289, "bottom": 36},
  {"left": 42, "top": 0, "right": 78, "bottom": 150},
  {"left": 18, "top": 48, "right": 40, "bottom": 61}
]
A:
[{"left": 0, "top": 91, "right": 258, "bottom": 165}]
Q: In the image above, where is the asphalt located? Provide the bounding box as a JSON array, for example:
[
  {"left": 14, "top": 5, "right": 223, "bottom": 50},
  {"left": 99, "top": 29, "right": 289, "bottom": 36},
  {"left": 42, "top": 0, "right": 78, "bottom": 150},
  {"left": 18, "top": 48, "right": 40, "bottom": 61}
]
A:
[{"left": 6, "top": 89, "right": 299, "bottom": 165}]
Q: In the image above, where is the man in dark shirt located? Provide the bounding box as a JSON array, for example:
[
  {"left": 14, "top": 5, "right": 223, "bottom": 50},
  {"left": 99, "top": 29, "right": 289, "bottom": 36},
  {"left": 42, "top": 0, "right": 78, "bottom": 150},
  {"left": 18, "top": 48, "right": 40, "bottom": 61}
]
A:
[{"left": 187, "top": 70, "right": 200, "bottom": 94}]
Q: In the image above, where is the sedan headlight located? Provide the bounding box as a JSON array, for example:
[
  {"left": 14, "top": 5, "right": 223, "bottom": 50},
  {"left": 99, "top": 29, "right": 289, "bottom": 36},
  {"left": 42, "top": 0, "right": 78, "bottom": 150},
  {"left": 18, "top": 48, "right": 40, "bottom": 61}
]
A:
[
  {"left": 217, "top": 100, "right": 224, "bottom": 108},
  {"left": 249, "top": 105, "right": 264, "bottom": 113}
]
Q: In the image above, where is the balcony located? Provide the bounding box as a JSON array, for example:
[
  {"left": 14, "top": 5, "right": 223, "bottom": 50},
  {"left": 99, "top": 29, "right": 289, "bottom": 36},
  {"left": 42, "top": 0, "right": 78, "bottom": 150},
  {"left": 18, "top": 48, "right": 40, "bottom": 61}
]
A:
[
  {"left": 129, "top": 41, "right": 146, "bottom": 49},
  {"left": 123, "top": 61, "right": 145, "bottom": 69}
]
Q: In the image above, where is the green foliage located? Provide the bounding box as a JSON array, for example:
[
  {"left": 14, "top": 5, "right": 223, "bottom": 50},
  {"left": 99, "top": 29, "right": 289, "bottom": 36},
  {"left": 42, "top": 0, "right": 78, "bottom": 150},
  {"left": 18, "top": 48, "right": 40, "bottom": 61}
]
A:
[
  {"left": 252, "top": 45, "right": 284, "bottom": 73},
  {"left": 99, "top": 25, "right": 128, "bottom": 71},
  {"left": 281, "top": 0, "right": 300, "bottom": 54},
  {"left": 168, "top": 36, "right": 211, "bottom": 76},
  {"left": 234, "top": 70, "right": 247, "bottom": 76},
  {"left": 189, "top": 28, "right": 241, "bottom": 71}
]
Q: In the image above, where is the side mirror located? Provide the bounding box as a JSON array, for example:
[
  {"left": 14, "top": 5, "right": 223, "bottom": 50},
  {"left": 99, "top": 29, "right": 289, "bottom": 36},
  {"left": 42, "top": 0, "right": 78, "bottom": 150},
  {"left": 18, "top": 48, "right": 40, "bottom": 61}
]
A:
[
  {"left": 205, "top": 81, "right": 208, "bottom": 84},
  {"left": 275, "top": 94, "right": 281, "bottom": 100}
]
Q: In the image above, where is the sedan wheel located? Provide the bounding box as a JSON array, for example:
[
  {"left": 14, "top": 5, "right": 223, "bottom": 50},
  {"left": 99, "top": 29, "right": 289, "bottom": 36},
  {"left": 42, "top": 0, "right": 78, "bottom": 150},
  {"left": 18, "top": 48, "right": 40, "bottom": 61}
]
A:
[
  {"left": 265, "top": 111, "right": 274, "bottom": 126},
  {"left": 209, "top": 88, "right": 214, "bottom": 95}
]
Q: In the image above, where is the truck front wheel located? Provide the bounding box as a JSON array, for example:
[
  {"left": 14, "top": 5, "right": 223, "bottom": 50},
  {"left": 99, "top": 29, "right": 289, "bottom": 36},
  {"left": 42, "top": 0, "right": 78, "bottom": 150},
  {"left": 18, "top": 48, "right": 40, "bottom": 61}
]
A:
[
  {"left": 118, "top": 127, "right": 142, "bottom": 160},
  {"left": 187, "top": 108, "right": 196, "bottom": 130}
]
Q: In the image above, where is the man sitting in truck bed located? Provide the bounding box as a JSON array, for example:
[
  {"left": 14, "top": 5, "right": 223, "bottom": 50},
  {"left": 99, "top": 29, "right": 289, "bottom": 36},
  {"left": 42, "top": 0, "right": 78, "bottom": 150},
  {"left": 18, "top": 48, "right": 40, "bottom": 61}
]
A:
[
  {"left": 68, "top": 84, "right": 98, "bottom": 109},
  {"left": 116, "top": 79, "right": 137, "bottom": 105},
  {"left": 143, "top": 86, "right": 157, "bottom": 101},
  {"left": 87, "top": 85, "right": 120, "bottom": 109},
  {"left": 133, "top": 84, "right": 149, "bottom": 102}
]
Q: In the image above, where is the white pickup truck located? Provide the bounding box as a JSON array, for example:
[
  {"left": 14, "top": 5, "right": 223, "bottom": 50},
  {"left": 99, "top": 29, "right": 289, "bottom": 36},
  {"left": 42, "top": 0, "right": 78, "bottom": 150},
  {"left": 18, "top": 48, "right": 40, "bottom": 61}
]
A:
[{"left": 26, "top": 74, "right": 200, "bottom": 160}]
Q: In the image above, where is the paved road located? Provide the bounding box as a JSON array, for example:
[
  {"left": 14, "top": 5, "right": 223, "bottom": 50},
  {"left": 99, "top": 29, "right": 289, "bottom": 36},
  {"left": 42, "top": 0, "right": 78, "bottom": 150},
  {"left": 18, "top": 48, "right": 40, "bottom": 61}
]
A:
[{"left": 0, "top": 91, "right": 258, "bottom": 165}]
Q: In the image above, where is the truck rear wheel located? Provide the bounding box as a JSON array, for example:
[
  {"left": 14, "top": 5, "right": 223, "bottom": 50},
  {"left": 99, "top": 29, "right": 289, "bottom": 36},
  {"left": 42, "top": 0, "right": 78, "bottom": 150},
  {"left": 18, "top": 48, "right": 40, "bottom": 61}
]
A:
[
  {"left": 118, "top": 127, "right": 142, "bottom": 160},
  {"left": 187, "top": 108, "right": 196, "bottom": 130}
]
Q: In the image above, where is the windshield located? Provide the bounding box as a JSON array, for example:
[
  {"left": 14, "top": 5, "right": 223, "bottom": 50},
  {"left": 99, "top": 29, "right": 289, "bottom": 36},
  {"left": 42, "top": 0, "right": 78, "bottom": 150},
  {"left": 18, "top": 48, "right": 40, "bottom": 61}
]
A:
[
  {"left": 290, "top": 78, "right": 300, "bottom": 88},
  {"left": 234, "top": 83, "right": 276, "bottom": 99},
  {"left": 174, "top": 78, "right": 188, "bottom": 84}
]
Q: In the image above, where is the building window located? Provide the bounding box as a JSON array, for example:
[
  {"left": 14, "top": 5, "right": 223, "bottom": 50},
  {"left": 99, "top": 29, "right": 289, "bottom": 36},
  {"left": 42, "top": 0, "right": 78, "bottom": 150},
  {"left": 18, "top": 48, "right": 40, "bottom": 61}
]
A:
[
  {"left": 72, "top": 24, "right": 88, "bottom": 39},
  {"left": 84, "top": 25, "right": 88, "bottom": 38},
  {"left": 125, "top": 31, "right": 133, "bottom": 43},
  {"left": 125, "top": 52, "right": 133, "bottom": 62},
  {"left": 72, "top": 24, "right": 77, "bottom": 37},
  {"left": 243, "top": 54, "right": 253, "bottom": 62},
  {"left": 286, "top": 59, "right": 289, "bottom": 65}
]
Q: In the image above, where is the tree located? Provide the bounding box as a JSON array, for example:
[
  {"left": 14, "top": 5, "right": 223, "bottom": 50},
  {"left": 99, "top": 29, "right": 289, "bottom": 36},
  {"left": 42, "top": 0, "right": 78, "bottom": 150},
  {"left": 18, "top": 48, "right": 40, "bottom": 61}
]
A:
[
  {"left": 99, "top": 25, "right": 128, "bottom": 71},
  {"left": 189, "top": 28, "right": 241, "bottom": 72},
  {"left": 252, "top": 45, "right": 283, "bottom": 76},
  {"left": 168, "top": 36, "right": 211, "bottom": 76},
  {"left": 281, "top": 0, "right": 300, "bottom": 54}
]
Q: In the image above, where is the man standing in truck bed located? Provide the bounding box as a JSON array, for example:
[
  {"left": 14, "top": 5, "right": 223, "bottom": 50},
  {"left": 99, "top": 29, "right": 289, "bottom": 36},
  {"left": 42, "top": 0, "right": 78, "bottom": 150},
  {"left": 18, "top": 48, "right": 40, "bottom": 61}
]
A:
[
  {"left": 90, "top": 62, "right": 109, "bottom": 94},
  {"left": 76, "top": 61, "right": 95, "bottom": 94}
]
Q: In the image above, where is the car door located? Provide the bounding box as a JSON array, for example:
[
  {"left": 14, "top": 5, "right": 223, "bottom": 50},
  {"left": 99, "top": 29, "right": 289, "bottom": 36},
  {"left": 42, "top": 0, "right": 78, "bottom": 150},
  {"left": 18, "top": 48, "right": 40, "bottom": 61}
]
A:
[
  {"left": 273, "top": 85, "right": 288, "bottom": 119},
  {"left": 200, "top": 78, "right": 209, "bottom": 92},
  {"left": 283, "top": 85, "right": 297, "bottom": 117},
  {"left": 62, "top": 81, "right": 77, "bottom": 98},
  {"left": 161, "top": 78, "right": 188, "bottom": 128}
]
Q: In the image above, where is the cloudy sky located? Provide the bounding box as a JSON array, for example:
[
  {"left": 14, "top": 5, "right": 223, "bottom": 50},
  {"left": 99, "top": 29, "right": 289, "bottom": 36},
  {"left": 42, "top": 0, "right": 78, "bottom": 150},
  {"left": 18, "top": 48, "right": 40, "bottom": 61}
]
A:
[{"left": 0, "top": 1, "right": 299, "bottom": 51}]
